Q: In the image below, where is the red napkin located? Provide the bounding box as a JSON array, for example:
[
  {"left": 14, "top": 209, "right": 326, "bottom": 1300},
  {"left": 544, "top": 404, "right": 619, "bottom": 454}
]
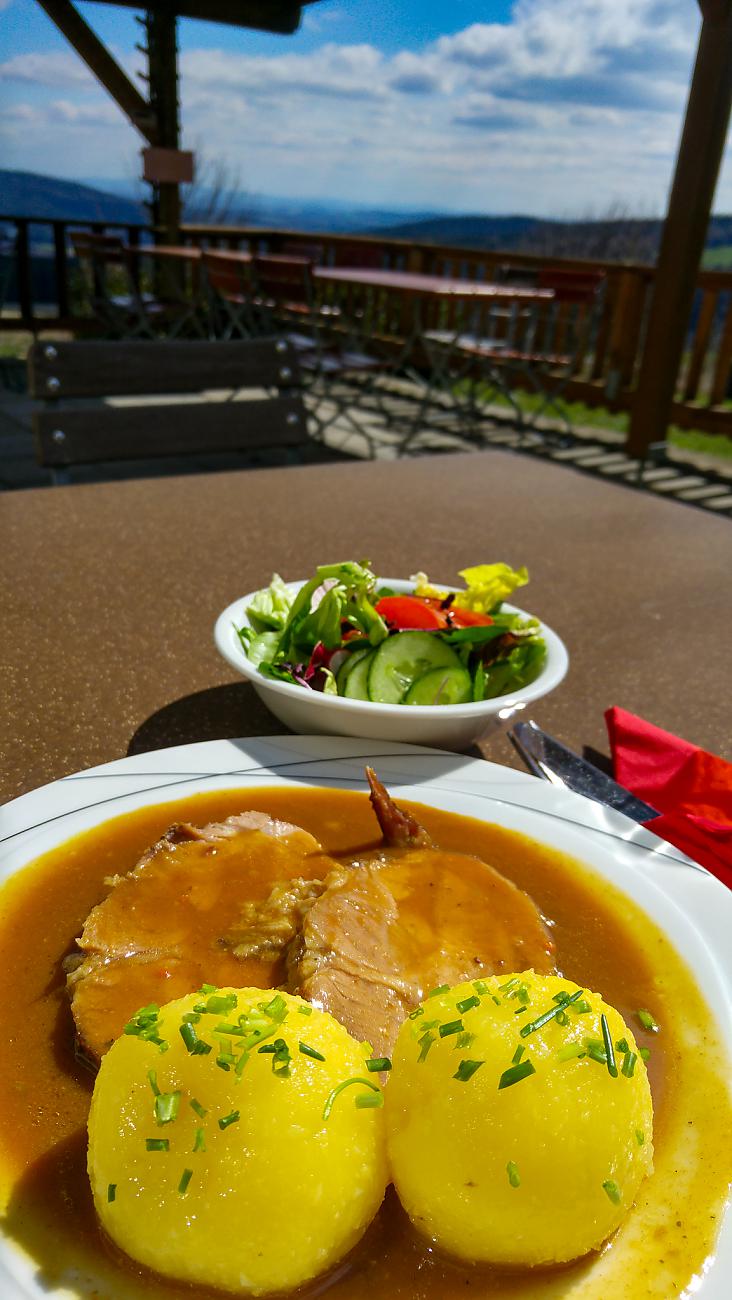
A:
[{"left": 605, "top": 707, "right": 732, "bottom": 889}]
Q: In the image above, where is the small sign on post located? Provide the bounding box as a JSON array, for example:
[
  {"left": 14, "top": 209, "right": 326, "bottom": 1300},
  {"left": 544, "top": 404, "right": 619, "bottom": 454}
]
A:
[{"left": 142, "top": 147, "right": 195, "bottom": 184}]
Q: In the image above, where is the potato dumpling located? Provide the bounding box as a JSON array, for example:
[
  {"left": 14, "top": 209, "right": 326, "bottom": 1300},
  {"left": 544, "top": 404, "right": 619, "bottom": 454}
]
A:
[
  {"left": 88, "top": 987, "right": 388, "bottom": 1295},
  {"left": 386, "top": 971, "right": 654, "bottom": 1266}
]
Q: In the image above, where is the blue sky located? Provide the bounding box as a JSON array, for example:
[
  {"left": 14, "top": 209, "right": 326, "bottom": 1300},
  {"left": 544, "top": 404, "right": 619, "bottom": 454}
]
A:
[{"left": 2, "top": 1, "right": 730, "bottom": 216}]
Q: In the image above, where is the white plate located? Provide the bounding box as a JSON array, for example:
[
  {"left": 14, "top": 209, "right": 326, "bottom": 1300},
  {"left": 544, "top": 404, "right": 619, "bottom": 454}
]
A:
[{"left": 0, "top": 735, "right": 730, "bottom": 1299}]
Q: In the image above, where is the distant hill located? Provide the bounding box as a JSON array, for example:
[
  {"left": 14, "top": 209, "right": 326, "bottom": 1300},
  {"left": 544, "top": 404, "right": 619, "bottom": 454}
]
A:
[
  {"left": 3, "top": 169, "right": 732, "bottom": 265},
  {"left": 1, "top": 170, "right": 146, "bottom": 224},
  {"left": 364, "top": 213, "right": 732, "bottom": 265}
]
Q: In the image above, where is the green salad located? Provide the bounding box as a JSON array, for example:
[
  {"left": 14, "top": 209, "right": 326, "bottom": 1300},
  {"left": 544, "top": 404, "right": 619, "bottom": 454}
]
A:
[{"left": 236, "top": 561, "right": 547, "bottom": 707}]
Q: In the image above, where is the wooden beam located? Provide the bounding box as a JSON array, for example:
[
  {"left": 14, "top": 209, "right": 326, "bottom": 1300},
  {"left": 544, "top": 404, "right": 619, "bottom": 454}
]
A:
[
  {"left": 36, "top": 0, "right": 156, "bottom": 141},
  {"left": 92, "top": 1, "right": 307, "bottom": 34},
  {"left": 146, "top": 7, "right": 181, "bottom": 244},
  {"left": 627, "top": 5, "right": 732, "bottom": 457}
]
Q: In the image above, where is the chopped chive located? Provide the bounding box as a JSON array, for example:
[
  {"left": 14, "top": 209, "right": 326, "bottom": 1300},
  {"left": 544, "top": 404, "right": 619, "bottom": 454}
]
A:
[
  {"left": 601, "top": 1015, "right": 618, "bottom": 1078},
  {"left": 218, "top": 1110, "right": 240, "bottom": 1130},
  {"left": 585, "top": 1039, "right": 608, "bottom": 1065},
  {"left": 621, "top": 1051, "right": 637, "bottom": 1078},
  {"left": 635, "top": 1129, "right": 645, "bottom": 1146},
  {"left": 355, "top": 1091, "right": 384, "bottom": 1109},
  {"left": 556, "top": 1010, "right": 569, "bottom": 1026},
  {"left": 178, "top": 1168, "right": 193, "bottom": 1195},
  {"left": 439, "top": 1019, "right": 464, "bottom": 1038},
  {"left": 271, "top": 1038, "right": 291, "bottom": 1076},
  {"left": 107, "top": 1184, "right": 116, "bottom": 1203},
  {"left": 519, "top": 989, "right": 584, "bottom": 1038},
  {"left": 557, "top": 1042, "right": 586, "bottom": 1062},
  {"left": 365, "top": 1057, "right": 391, "bottom": 1072},
  {"left": 297, "top": 1004, "right": 313, "bottom": 1016},
  {"left": 205, "top": 993, "right": 238, "bottom": 1015},
  {"left": 507, "top": 1161, "right": 521, "bottom": 1188},
  {"left": 145, "top": 1138, "right": 169, "bottom": 1151},
  {"left": 615, "top": 1037, "right": 630, "bottom": 1055},
  {"left": 603, "top": 1180, "right": 622, "bottom": 1205},
  {"left": 420, "top": 1019, "right": 439, "bottom": 1032},
  {"left": 193, "top": 1127, "right": 206, "bottom": 1153},
  {"left": 155, "top": 1091, "right": 181, "bottom": 1125},
  {"left": 258, "top": 1044, "right": 276, "bottom": 1054},
  {"left": 216, "top": 1058, "right": 231, "bottom": 1072},
  {"left": 408, "top": 1007, "right": 424, "bottom": 1020},
  {"left": 215, "top": 1023, "right": 244, "bottom": 1037},
  {"left": 553, "top": 991, "right": 571, "bottom": 1004},
  {"left": 499, "top": 978, "right": 519, "bottom": 993},
  {"left": 263, "top": 994, "right": 287, "bottom": 1020},
  {"left": 637, "top": 1009, "right": 659, "bottom": 1033},
  {"left": 573, "top": 1000, "right": 592, "bottom": 1014},
  {"left": 147, "top": 1069, "right": 160, "bottom": 1096},
  {"left": 456, "top": 1031, "right": 476, "bottom": 1050},
  {"left": 300, "top": 1042, "right": 326, "bottom": 1062},
  {"left": 491, "top": 994, "right": 502, "bottom": 1006},
  {"left": 512, "top": 1044, "right": 525, "bottom": 1064},
  {"left": 179, "top": 1022, "right": 200, "bottom": 1053},
  {"left": 456, "top": 995, "right": 480, "bottom": 1014},
  {"left": 427, "top": 985, "right": 450, "bottom": 998},
  {"left": 454, "top": 1059, "right": 484, "bottom": 1082},
  {"left": 200, "top": 983, "right": 217, "bottom": 995},
  {"left": 417, "top": 1032, "right": 436, "bottom": 1063},
  {"left": 639, "top": 1047, "right": 651, "bottom": 1061},
  {"left": 192, "top": 1040, "right": 212, "bottom": 1057},
  {"left": 498, "top": 1059, "right": 536, "bottom": 1089},
  {"left": 473, "top": 980, "right": 489, "bottom": 995},
  {"left": 235, "top": 1050, "right": 249, "bottom": 1077},
  {"left": 189, "top": 1099, "right": 207, "bottom": 1119},
  {"left": 322, "top": 1077, "right": 380, "bottom": 1121}
]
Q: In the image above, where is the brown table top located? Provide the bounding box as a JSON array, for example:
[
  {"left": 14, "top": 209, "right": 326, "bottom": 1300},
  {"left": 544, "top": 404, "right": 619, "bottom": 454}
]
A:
[
  {"left": 315, "top": 266, "right": 554, "bottom": 299},
  {"left": 2, "top": 450, "right": 730, "bottom": 805}
]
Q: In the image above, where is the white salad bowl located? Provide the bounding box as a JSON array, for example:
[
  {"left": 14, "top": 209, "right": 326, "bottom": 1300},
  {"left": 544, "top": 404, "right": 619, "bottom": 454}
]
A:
[{"left": 213, "top": 578, "right": 569, "bottom": 751}]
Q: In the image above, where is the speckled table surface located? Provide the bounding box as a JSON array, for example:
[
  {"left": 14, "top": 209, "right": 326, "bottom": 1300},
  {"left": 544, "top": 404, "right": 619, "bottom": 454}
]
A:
[{"left": 2, "top": 449, "right": 730, "bottom": 805}]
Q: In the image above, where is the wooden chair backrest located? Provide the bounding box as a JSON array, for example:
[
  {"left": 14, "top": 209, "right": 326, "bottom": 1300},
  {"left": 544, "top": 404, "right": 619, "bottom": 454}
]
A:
[
  {"left": 28, "top": 338, "right": 306, "bottom": 471},
  {"left": 70, "top": 231, "right": 129, "bottom": 266},
  {"left": 281, "top": 240, "right": 325, "bottom": 264},
  {"left": 333, "top": 242, "right": 384, "bottom": 270},
  {"left": 252, "top": 255, "right": 313, "bottom": 306},
  {"left": 202, "top": 250, "right": 252, "bottom": 300},
  {"left": 536, "top": 267, "right": 606, "bottom": 303}
]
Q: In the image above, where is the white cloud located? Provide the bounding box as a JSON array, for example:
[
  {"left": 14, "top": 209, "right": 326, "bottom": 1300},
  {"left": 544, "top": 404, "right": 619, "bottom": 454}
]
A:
[{"left": 2, "top": 0, "right": 729, "bottom": 215}]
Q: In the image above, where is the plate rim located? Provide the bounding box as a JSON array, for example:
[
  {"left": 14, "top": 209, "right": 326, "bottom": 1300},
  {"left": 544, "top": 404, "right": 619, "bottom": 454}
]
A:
[{"left": 0, "top": 735, "right": 730, "bottom": 1299}]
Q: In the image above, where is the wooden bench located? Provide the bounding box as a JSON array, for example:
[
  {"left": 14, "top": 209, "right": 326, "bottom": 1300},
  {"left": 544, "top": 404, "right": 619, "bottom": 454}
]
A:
[{"left": 28, "top": 337, "right": 308, "bottom": 483}]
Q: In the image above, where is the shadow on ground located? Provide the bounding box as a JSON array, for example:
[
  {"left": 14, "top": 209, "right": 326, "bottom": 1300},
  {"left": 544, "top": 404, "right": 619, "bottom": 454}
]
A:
[{"left": 127, "top": 682, "right": 288, "bottom": 756}]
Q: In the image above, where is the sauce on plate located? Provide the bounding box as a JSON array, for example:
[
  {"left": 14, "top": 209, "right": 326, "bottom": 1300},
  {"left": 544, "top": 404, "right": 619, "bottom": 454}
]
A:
[{"left": 0, "top": 787, "right": 728, "bottom": 1299}]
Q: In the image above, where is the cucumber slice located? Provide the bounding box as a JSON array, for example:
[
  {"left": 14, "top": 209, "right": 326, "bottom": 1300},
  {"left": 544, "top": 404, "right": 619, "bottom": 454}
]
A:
[
  {"left": 343, "top": 649, "right": 375, "bottom": 699},
  {"left": 336, "top": 645, "right": 372, "bottom": 695},
  {"left": 403, "top": 666, "right": 472, "bottom": 706},
  {"left": 367, "top": 632, "right": 463, "bottom": 704}
]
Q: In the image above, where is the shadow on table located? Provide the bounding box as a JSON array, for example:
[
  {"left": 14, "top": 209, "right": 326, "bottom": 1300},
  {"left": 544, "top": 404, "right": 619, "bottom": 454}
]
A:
[{"left": 128, "top": 682, "right": 287, "bottom": 756}]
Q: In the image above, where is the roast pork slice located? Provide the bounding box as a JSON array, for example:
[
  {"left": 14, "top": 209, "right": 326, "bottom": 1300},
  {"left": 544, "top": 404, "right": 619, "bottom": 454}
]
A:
[
  {"left": 288, "top": 846, "right": 556, "bottom": 1058},
  {"left": 66, "top": 812, "right": 336, "bottom": 1063}
]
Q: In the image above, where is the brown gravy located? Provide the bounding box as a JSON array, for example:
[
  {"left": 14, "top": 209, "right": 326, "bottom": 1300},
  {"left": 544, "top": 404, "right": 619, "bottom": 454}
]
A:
[{"left": 0, "top": 787, "right": 729, "bottom": 1300}]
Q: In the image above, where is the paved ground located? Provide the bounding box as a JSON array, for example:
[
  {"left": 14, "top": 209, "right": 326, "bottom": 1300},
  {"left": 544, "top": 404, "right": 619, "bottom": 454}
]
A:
[{"left": 2, "top": 364, "right": 732, "bottom": 517}]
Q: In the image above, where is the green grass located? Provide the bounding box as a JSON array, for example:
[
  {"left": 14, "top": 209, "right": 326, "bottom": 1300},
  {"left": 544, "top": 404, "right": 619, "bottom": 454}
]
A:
[
  {"left": 463, "top": 384, "right": 732, "bottom": 461},
  {"left": 702, "top": 245, "right": 732, "bottom": 270}
]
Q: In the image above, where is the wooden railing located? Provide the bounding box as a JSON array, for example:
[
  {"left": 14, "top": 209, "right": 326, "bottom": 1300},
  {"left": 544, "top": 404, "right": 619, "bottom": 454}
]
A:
[{"left": 2, "top": 214, "right": 731, "bottom": 441}]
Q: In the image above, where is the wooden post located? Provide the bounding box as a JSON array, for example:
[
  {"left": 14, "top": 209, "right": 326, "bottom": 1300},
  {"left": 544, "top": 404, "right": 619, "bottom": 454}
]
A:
[
  {"left": 35, "top": 0, "right": 156, "bottom": 140},
  {"left": 146, "top": 8, "right": 181, "bottom": 246},
  {"left": 626, "top": 1, "right": 732, "bottom": 458}
]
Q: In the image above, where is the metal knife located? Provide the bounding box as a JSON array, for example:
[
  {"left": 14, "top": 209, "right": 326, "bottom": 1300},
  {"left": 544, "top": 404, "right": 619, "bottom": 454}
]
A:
[{"left": 507, "top": 720, "right": 661, "bottom": 824}]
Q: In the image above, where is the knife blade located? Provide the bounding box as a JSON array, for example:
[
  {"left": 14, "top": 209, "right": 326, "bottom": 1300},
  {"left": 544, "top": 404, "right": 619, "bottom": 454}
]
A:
[{"left": 507, "top": 720, "right": 661, "bottom": 824}]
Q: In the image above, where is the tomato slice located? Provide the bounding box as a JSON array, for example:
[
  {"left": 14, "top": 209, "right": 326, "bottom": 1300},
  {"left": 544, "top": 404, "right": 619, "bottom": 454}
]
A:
[
  {"left": 448, "top": 607, "right": 494, "bottom": 628},
  {"left": 375, "top": 595, "right": 447, "bottom": 630}
]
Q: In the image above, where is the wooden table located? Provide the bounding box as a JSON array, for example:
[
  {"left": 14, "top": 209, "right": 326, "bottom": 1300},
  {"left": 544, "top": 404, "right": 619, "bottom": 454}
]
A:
[
  {"left": 314, "top": 266, "right": 553, "bottom": 302},
  {"left": 2, "top": 450, "right": 730, "bottom": 805}
]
